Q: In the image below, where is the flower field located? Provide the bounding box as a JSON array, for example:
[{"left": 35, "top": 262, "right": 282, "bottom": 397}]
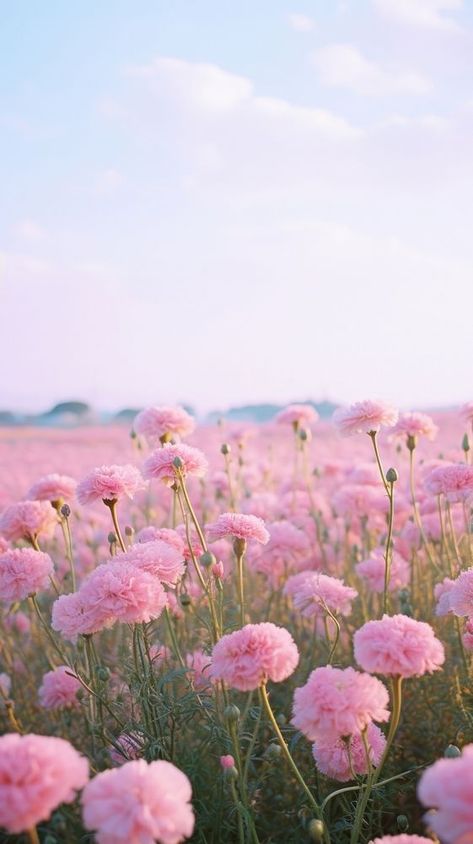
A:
[{"left": 1, "top": 402, "right": 473, "bottom": 844}]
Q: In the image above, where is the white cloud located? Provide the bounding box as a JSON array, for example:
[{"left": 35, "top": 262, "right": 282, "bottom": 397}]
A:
[
  {"left": 287, "top": 13, "right": 315, "bottom": 32},
  {"left": 372, "top": 0, "right": 464, "bottom": 32},
  {"left": 312, "top": 44, "right": 431, "bottom": 95}
]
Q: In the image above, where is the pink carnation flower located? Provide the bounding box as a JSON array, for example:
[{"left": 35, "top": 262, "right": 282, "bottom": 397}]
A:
[
  {"left": 52, "top": 591, "right": 101, "bottom": 640},
  {"left": 38, "top": 666, "right": 81, "bottom": 709},
  {"left": 356, "top": 548, "right": 410, "bottom": 594},
  {"left": 210, "top": 622, "right": 299, "bottom": 691},
  {"left": 424, "top": 463, "right": 473, "bottom": 502},
  {"left": 144, "top": 444, "right": 208, "bottom": 486},
  {"left": 391, "top": 412, "right": 438, "bottom": 442},
  {"left": 109, "top": 732, "right": 144, "bottom": 766},
  {"left": 284, "top": 571, "right": 357, "bottom": 618},
  {"left": 0, "top": 733, "right": 88, "bottom": 834},
  {"left": 0, "top": 500, "right": 57, "bottom": 543},
  {"left": 434, "top": 577, "right": 456, "bottom": 616},
  {"left": 333, "top": 400, "right": 398, "bottom": 436},
  {"left": 370, "top": 837, "right": 433, "bottom": 844},
  {"left": 77, "top": 464, "right": 146, "bottom": 505},
  {"left": 463, "top": 619, "right": 473, "bottom": 650},
  {"left": 186, "top": 649, "right": 212, "bottom": 691},
  {"left": 120, "top": 540, "right": 185, "bottom": 586},
  {"left": 292, "top": 666, "right": 390, "bottom": 741},
  {"left": 28, "top": 473, "right": 77, "bottom": 504},
  {"left": 417, "top": 744, "right": 473, "bottom": 844},
  {"left": 133, "top": 405, "right": 195, "bottom": 444},
  {"left": 354, "top": 614, "right": 445, "bottom": 678},
  {"left": 313, "top": 723, "right": 386, "bottom": 782},
  {"left": 206, "top": 512, "right": 269, "bottom": 545},
  {"left": 248, "top": 520, "right": 311, "bottom": 585},
  {"left": 81, "top": 759, "right": 194, "bottom": 844},
  {"left": 220, "top": 755, "right": 235, "bottom": 770},
  {"left": 448, "top": 568, "right": 473, "bottom": 617},
  {"left": 79, "top": 561, "right": 168, "bottom": 627},
  {"left": 0, "top": 548, "right": 53, "bottom": 602},
  {"left": 275, "top": 404, "right": 319, "bottom": 428},
  {"left": 136, "top": 527, "right": 186, "bottom": 556}
]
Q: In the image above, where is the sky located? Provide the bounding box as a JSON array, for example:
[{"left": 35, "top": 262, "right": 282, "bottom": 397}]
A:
[{"left": 1, "top": 0, "right": 473, "bottom": 414}]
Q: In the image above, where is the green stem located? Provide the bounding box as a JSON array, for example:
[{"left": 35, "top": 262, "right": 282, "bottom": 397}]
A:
[
  {"left": 368, "top": 431, "right": 389, "bottom": 496},
  {"left": 105, "top": 499, "right": 126, "bottom": 552},
  {"left": 236, "top": 552, "right": 245, "bottom": 627},
  {"left": 382, "top": 480, "right": 395, "bottom": 616}
]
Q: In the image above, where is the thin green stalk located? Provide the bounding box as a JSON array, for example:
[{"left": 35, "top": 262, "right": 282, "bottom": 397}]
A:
[
  {"left": 382, "top": 480, "right": 395, "bottom": 616},
  {"left": 105, "top": 499, "right": 126, "bottom": 552}
]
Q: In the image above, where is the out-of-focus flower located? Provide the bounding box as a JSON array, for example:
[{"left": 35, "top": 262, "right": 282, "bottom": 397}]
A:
[
  {"left": 332, "top": 400, "right": 398, "bottom": 436},
  {"left": 77, "top": 465, "right": 146, "bottom": 505}
]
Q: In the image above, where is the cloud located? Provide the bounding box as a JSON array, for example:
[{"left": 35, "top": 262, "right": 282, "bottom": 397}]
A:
[
  {"left": 312, "top": 44, "right": 431, "bottom": 95},
  {"left": 372, "top": 0, "right": 464, "bottom": 32},
  {"left": 287, "top": 13, "right": 315, "bottom": 32}
]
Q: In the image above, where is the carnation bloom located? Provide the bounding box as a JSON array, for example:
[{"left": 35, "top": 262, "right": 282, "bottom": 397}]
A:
[
  {"left": 0, "top": 548, "right": 53, "bottom": 602},
  {"left": 81, "top": 759, "right": 194, "bottom": 844},
  {"left": 77, "top": 464, "right": 146, "bottom": 505},
  {"left": 38, "top": 666, "right": 81, "bottom": 709},
  {"left": 424, "top": 463, "right": 473, "bottom": 503},
  {"left": 354, "top": 614, "right": 445, "bottom": 678},
  {"left": 284, "top": 571, "right": 357, "bottom": 618},
  {"left": 210, "top": 622, "right": 299, "bottom": 691},
  {"left": 448, "top": 568, "right": 473, "bottom": 617},
  {"left": 313, "top": 723, "right": 386, "bottom": 782},
  {"left": 356, "top": 548, "right": 410, "bottom": 594},
  {"left": 52, "top": 591, "right": 101, "bottom": 640},
  {"left": 275, "top": 404, "right": 319, "bottom": 428},
  {"left": 391, "top": 412, "right": 438, "bottom": 442},
  {"left": 79, "top": 561, "right": 168, "bottom": 627},
  {"left": 136, "top": 527, "right": 186, "bottom": 556},
  {"left": 144, "top": 444, "right": 208, "bottom": 486},
  {"left": 133, "top": 405, "right": 195, "bottom": 444},
  {"left": 463, "top": 619, "right": 473, "bottom": 650},
  {"left": 417, "top": 744, "right": 473, "bottom": 844},
  {"left": 28, "top": 473, "right": 77, "bottom": 505},
  {"left": 248, "top": 520, "right": 311, "bottom": 586},
  {"left": 434, "top": 577, "right": 456, "bottom": 616},
  {"left": 206, "top": 512, "right": 269, "bottom": 545},
  {"left": 220, "top": 755, "right": 235, "bottom": 770},
  {"left": 332, "top": 400, "right": 398, "bottom": 436},
  {"left": 186, "top": 649, "right": 212, "bottom": 691},
  {"left": 292, "top": 666, "right": 390, "bottom": 741},
  {"left": 369, "top": 837, "right": 433, "bottom": 844},
  {"left": 120, "top": 540, "right": 185, "bottom": 586},
  {"left": 0, "top": 500, "right": 57, "bottom": 543},
  {"left": 0, "top": 733, "right": 88, "bottom": 834}
]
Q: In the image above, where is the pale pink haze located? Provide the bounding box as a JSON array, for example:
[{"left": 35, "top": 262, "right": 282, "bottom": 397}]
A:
[
  {"left": 424, "top": 463, "right": 473, "bottom": 502},
  {"left": 0, "top": 499, "right": 57, "bottom": 542},
  {"left": 284, "top": 571, "right": 357, "bottom": 618},
  {"left": 144, "top": 443, "right": 208, "bottom": 486},
  {"left": 332, "top": 400, "right": 399, "bottom": 436},
  {"left": 77, "top": 464, "right": 146, "bottom": 505},
  {"left": 0, "top": 548, "right": 53, "bottom": 602},
  {"left": 120, "top": 540, "right": 185, "bottom": 586},
  {"left": 28, "top": 473, "right": 77, "bottom": 503},
  {"left": 313, "top": 723, "right": 386, "bottom": 782},
  {"left": 418, "top": 744, "right": 473, "bottom": 844},
  {"left": 354, "top": 614, "right": 445, "bottom": 678},
  {"left": 81, "top": 759, "right": 194, "bottom": 844},
  {"left": 38, "top": 666, "right": 82, "bottom": 709},
  {"left": 210, "top": 622, "right": 299, "bottom": 691},
  {"left": 460, "top": 402, "right": 473, "bottom": 427},
  {"left": 292, "top": 665, "right": 390, "bottom": 741},
  {"left": 0, "top": 732, "right": 88, "bottom": 834},
  {"left": 133, "top": 405, "right": 195, "bottom": 444},
  {"left": 275, "top": 403, "right": 319, "bottom": 427},
  {"left": 448, "top": 568, "right": 473, "bottom": 617},
  {"left": 356, "top": 548, "right": 410, "bottom": 594},
  {"left": 391, "top": 412, "right": 438, "bottom": 441},
  {"left": 206, "top": 512, "right": 270, "bottom": 545}
]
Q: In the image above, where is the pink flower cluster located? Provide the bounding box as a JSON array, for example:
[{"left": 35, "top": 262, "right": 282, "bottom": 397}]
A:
[
  {"left": 77, "top": 464, "right": 146, "bottom": 505},
  {"left": 144, "top": 444, "right": 208, "bottom": 486},
  {"left": 0, "top": 547, "right": 53, "bottom": 602},
  {"left": 333, "top": 400, "right": 398, "bottom": 436},
  {"left": 133, "top": 405, "right": 195, "bottom": 444},
  {"left": 354, "top": 614, "right": 445, "bottom": 678},
  {"left": 38, "top": 666, "right": 82, "bottom": 709},
  {"left": 206, "top": 512, "right": 269, "bottom": 545},
  {"left": 418, "top": 744, "right": 473, "bottom": 844},
  {"left": 0, "top": 499, "right": 57, "bottom": 543},
  {"left": 210, "top": 622, "right": 299, "bottom": 691},
  {"left": 285, "top": 571, "right": 357, "bottom": 618}
]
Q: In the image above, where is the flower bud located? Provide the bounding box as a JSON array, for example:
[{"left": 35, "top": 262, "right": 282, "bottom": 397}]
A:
[
  {"left": 397, "top": 815, "right": 409, "bottom": 832},
  {"left": 108, "top": 532, "right": 117, "bottom": 545},
  {"left": 212, "top": 561, "right": 225, "bottom": 580},
  {"left": 308, "top": 819, "right": 325, "bottom": 842},
  {"left": 125, "top": 525, "right": 134, "bottom": 538},
  {"left": 233, "top": 537, "right": 246, "bottom": 557},
  {"left": 180, "top": 593, "right": 191, "bottom": 608},
  {"left": 221, "top": 443, "right": 231, "bottom": 455},
  {"left": 462, "top": 433, "right": 470, "bottom": 453},
  {"left": 172, "top": 456, "right": 183, "bottom": 470},
  {"left": 386, "top": 467, "right": 398, "bottom": 484},
  {"left": 264, "top": 743, "right": 281, "bottom": 760},
  {"left": 95, "top": 666, "right": 110, "bottom": 682},
  {"left": 444, "top": 744, "right": 462, "bottom": 758},
  {"left": 60, "top": 504, "right": 71, "bottom": 518},
  {"left": 224, "top": 703, "right": 241, "bottom": 723},
  {"left": 276, "top": 712, "right": 286, "bottom": 726},
  {"left": 299, "top": 428, "right": 309, "bottom": 442},
  {"left": 220, "top": 754, "right": 235, "bottom": 769},
  {"left": 200, "top": 551, "right": 216, "bottom": 568},
  {"left": 406, "top": 434, "right": 416, "bottom": 452}
]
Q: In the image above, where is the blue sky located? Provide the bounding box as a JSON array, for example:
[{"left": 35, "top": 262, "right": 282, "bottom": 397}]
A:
[{"left": 1, "top": 1, "right": 473, "bottom": 412}]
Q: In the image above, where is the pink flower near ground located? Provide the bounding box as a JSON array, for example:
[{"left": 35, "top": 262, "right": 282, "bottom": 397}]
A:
[
  {"left": 463, "top": 619, "right": 473, "bottom": 650},
  {"left": 275, "top": 404, "right": 319, "bottom": 428},
  {"left": 28, "top": 473, "right": 77, "bottom": 504},
  {"left": 356, "top": 548, "right": 410, "bottom": 594},
  {"left": 424, "top": 463, "right": 473, "bottom": 502},
  {"left": 136, "top": 526, "right": 186, "bottom": 556},
  {"left": 332, "top": 400, "right": 398, "bottom": 436},
  {"left": 109, "top": 732, "right": 143, "bottom": 766},
  {"left": 0, "top": 733, "right": 88, "bottom": 834},
  {"left": 210, "top": 623, "right": 299, "bottom": 691},
  {"left": 206, "top": 512, "right": 269, "bottom": 545},
  {"left": 354, "top": 614, "right": 445, "bottom": 678},
  {"left": 391, "top": 412, "right": 438, "bottom": 442},
  {"left": 313, "top": 723, "right": 386, "bottom": 782},
  {"left": 120, "top": 540, "right": 185, "bottom": 586},
  {"left": 0, "top": 500, "right": 57, "bottom": 543},
  {"left": 448, "top": 568, "right": 473, "bottom": 617},
  {"left": 370, "top": 837, "right": 433, "bottom": 844},
  {"left": 186, "top": 650, "right": 212, "bottom": 690},
  {"left": 292, "top": 666, "right": 390, "bottom": 741},
  {"left": 81, "top": 759, "right": 194, "bottom": 844},
  {"left": 417, "top": 744, "right": 473, "bottom": 844},
  {"left": 77, "top": 464, "right": 146, "bottom": 505},
  {"left": 38, "top": 666, "right": 82, "bottom": 709},
  {"left": 220, "top": 755, "right": 235, "bottom": 769},
  {"left": 144, "top": 444, "right": 208, "bottom": 486},
  {"left": 284, "top": 571, "right": 357, "bottom": 618},
  {"left": 0, "top": 548, "right": 53, "bottom": 602},
  {"left": 52, "top": 591, "right": 101, "bottom": 640},
  {"left": 434, "top": 577, "right": 456, "bottom": 616},
  {"left": 133, "top": 405, "right": 195, "bottom": 444}
]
